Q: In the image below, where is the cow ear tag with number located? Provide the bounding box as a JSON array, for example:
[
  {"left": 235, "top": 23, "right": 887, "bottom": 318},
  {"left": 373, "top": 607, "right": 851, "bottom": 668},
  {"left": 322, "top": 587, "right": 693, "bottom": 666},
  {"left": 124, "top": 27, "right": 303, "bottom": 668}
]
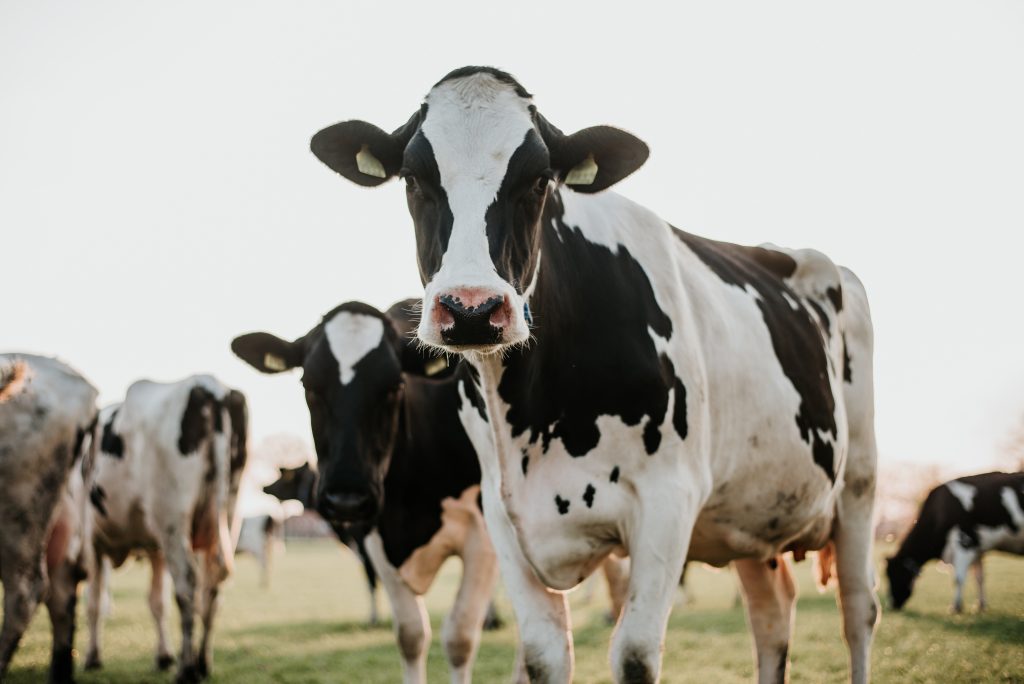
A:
[
  {"left": 356, "top": 144, "right": 387, "bottom": 179},
  {"left": 264, "top": 353, "right": 287, "bottom": 372},
  {"left": 565, "top": 154, "right": 599, "bottom": 186}
]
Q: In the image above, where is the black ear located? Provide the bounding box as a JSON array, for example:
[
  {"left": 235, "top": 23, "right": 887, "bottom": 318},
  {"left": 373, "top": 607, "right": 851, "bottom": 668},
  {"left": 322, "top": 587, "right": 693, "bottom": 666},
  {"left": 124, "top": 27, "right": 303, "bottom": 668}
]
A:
[
  {"left": 231, "top": 332, "right": 304, "bottom": 374},
  {"left": 384, "top": 298, "right": 455, "bottom": 379},
  {"left": 311, "top": 110, "right": 422, "bottom": 187},
  {"left": 537, "top": 113, "right": 649, "bottom": 193}
]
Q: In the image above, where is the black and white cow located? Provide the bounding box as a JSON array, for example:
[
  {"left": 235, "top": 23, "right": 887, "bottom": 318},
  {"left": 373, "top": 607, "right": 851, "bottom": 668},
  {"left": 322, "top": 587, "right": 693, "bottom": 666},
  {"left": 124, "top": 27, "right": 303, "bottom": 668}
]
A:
[
  {"left": 82, "top": 375, "right": 248, "bottom": 683},
  {"left": 234, "top": 513, "right": 283, "bottom": 589},
  {"left": 310, "top": 67, "right": 880, "bottom": 684},
  {"left": 0, "top": 354, "right": 98, "bottom": 684},
  {"left": 886, "top": 471, "right": 1024, "bottom": 613},
  {"left": 232, "top": 300, "right": 499, "bottom": 684},
  {"left": 263, "top": 462, "right": 382, "bottom": 624}
]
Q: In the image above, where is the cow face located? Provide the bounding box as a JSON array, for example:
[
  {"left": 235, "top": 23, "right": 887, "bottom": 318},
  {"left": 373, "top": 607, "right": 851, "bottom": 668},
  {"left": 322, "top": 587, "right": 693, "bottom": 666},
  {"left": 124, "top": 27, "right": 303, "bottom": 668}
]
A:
[
  {"left": 311, "top": 67, "right": 649, "bottom": 354},
  {"left": 264, "top": 463, "right": 317, "bottom": 508},
  {"left": 233, "top": 302, "right": 437, "bottom": 526},
  {"left": 885, "top": 556, "right": 918, "bottom": 610}
]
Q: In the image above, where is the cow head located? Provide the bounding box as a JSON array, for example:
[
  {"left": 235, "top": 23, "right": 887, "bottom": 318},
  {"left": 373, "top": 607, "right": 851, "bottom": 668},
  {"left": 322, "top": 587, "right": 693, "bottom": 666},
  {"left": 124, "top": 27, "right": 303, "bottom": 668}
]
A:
[
  {"left": 885, "top": 556, "right": 919, "bottom": 610},
  {"left": 263, "top": 463, "right": 317, "bottom": 508},
  {"left": 232, "top": 301, "right": 444, "bottom": 526},
  {"left": 311, "top": 67, "right": 649, "bottom": 354}
]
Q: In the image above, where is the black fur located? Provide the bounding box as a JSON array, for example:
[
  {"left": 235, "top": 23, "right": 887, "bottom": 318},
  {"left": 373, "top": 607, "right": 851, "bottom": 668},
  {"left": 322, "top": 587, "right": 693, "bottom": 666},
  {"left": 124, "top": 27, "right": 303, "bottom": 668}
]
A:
[{"left": 100, "top": 409, "right": 124, "bottom": 458}]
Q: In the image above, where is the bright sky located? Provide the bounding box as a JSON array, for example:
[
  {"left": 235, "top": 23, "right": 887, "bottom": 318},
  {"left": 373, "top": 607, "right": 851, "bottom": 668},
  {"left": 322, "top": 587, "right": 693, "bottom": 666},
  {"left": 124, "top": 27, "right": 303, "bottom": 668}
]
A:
[{"left": 3, "top": 2, "right": 1022, "bottom": 470}]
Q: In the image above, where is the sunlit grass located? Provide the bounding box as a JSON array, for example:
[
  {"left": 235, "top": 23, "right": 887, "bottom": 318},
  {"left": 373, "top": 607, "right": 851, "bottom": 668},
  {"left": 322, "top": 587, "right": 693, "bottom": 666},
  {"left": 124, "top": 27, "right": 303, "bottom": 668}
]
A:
[{"left": 5, "top": 540, "right": 1023, "bottom": 682}]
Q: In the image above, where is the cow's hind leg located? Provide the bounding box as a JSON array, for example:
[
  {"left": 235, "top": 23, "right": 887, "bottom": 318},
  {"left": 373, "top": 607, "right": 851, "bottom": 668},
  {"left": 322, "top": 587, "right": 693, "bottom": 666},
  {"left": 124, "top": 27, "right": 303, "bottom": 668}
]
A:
[
  {"left": 195, "top": 552, "right": 227, "bottom": 679},
  {"left": 161, "top": 532, "right": 201, "bottom": 683},
  {"left": 610, "top": 487, "right": 699, "bottom": 684},
  {"left": 83, "top": 549, "right": 108, "bottom": 670},
  {"left": 735, "top": 557, "right": 796, "bottom": 684},
  {"left": 972, "top": 556, "right": 986, "bottom": 612},
  {"left": 0, "top": 546, "right": 47, "bottom": 680},
  {"left": 365, "top": 532, "right": 430, "bottom": 684},
  {"left": 148, "top": 552, "right": 175, "bottom": 670},
  {"left": 45, "top": 543, "right": 85, "bottom": 684}
]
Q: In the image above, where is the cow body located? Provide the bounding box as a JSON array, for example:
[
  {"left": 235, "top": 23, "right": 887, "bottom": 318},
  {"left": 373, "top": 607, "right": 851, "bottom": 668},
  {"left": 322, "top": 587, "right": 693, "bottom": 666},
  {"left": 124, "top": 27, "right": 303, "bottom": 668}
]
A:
[
  {"left": 232, "top": 301, "right": 498, "bottom": 684},
  {"left": 0, "top": 354, "right": 97, "bottom": 684},
  {"left": 887, "top": 471, "right": 1024, "bottom": 612},
  {"left": 82, "top": 375, "right": 248, "bottom": 683},
  {"left": 312, "top": 67, "right": 879, "bottom": 683}
]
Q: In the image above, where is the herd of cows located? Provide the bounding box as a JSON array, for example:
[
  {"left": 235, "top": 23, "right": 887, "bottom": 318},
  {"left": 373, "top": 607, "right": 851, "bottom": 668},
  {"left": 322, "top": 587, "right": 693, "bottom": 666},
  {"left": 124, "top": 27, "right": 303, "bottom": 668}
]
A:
[{"left": 2, "top": 66, "right": 1023, "bottom": 684}]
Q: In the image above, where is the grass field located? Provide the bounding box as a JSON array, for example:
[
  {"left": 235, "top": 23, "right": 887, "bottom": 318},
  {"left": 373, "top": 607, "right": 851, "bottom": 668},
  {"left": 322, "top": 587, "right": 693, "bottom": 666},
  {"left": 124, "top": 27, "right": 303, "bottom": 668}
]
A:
[{"left": 5, "top": 539, "right": 1023, "bottom": 683}]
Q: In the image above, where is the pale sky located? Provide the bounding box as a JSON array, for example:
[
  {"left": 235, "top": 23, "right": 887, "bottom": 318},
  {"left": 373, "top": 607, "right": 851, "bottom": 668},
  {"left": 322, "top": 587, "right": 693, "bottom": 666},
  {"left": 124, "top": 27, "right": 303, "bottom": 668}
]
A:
[{"left": 3, "top": 1, "right": 1022, "bottom": 470}]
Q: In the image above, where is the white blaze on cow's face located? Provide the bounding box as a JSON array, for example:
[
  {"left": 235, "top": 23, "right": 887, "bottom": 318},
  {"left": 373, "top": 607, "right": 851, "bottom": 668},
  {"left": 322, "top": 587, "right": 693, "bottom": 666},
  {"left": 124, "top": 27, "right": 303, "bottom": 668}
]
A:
[
  {"left": 411, "top": 73, "right": 543, "bottom": 353},
  {"left": 324, "top": 312, "right": 386, "bottom": 385}
]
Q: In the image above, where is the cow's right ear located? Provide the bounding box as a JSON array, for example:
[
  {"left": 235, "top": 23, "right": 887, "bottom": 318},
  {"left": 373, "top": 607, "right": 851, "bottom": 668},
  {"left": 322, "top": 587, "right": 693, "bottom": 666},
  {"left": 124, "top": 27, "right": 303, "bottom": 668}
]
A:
[
  {"left": 231, "top": 333, "right": 303, "bottom": 374},
  {"left": 311, "top": 110, "right": 423, "bottom": 187}
]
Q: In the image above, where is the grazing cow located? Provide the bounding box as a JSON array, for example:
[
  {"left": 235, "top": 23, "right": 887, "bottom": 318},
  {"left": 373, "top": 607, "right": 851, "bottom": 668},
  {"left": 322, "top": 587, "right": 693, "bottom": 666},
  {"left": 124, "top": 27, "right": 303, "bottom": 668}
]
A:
[
  {"left": 310, "top": 67, "right": 880, "bottom": 683},
  {"left": 0, "top": 354, "right": 98, "bottom": 684},
  {"left": 263, "top": 463, "right": 381, "bottom": 624},
  {"left": 232, "top": 300, "right": 499, "bottom": 683},
  {"left": 886, "top": 471, "right": 1024, "bottom": 613},
  {"left": 234, "top": 514, "right": 283, "bottom": 589},
  {"left": 82, "top": 376, "right": 248, "bottom": 683}
]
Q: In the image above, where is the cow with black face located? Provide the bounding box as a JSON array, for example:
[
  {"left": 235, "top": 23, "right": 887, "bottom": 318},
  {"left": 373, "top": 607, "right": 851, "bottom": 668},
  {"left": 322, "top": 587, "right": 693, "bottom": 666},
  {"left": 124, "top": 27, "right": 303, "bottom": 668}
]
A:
[
  {"left": 312, "top": 67, "right": 880, "bottom": 684},
  {"left": 232, "top": 300, "right": 499, "bottom": 684}
]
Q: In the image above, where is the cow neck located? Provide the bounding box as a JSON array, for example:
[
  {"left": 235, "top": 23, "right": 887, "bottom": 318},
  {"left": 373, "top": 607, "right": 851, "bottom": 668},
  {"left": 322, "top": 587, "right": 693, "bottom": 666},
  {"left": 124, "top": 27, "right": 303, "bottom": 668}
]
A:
[{"left": 893, "top": 520, "right": 943, "bottom": 569}]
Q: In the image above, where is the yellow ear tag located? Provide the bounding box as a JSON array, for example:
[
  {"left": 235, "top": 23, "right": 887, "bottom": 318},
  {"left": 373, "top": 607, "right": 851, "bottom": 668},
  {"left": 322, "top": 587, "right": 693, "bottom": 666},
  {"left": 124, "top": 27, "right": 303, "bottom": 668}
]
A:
[
  {"left": 565, "top": 154, "right": 599, "bottom": 186},
  {"left": 264, "top": 353, "right": 287, "bottom": 372},
  {"left": 424, "top": 357, "right": 448, "bottom": 377},
  {"left": 355, "top": 144, "right": 387, "bottom": 178}
]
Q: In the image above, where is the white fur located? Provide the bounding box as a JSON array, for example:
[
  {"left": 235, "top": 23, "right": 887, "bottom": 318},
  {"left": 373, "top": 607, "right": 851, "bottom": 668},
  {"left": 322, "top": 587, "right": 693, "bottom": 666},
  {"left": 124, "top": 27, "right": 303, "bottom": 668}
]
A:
[
  {"left": 947, "top": 480, "right": 978, "bottom": 511},
  {"left": 324, "top": 312, "right": 385, "bottom": 385}
]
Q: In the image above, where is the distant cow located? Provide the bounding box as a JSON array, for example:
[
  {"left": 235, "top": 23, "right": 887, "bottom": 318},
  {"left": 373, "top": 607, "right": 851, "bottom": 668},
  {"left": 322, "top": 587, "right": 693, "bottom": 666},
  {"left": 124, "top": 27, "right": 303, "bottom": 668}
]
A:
[
  {"left": 82, "top": 376, "right": 248, "bottom": 683},
  {"left": 263, "top": 463, "right": 381, "bottom": 624},
  {"left": 0, "top": 353, "right": 98, "bottom": 684},
  {"left": 312, "top": 66, "right": 879, "bottom": 683},
  {"left": 234, "top": 514, "right": 283, "bottom": 589},
  {"left": 233, "top": 300, "right": 498, "bottom": 683},
  {"left": 887, "top": 471, "right": 1024, "bottom": 613}
]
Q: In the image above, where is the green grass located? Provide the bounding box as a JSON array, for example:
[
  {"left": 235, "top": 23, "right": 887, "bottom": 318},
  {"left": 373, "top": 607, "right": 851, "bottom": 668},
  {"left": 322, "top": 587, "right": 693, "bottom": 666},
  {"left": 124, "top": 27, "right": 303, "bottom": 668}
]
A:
[{"left": 5, "top": 540, "right": 1023, "bottom": 682}]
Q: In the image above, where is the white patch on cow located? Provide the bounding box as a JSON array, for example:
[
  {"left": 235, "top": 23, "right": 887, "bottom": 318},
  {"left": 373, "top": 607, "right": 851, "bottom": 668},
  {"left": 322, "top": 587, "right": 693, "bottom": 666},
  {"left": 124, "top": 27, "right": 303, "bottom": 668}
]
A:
[
  {"left": 1002, "top": 486, "right": 1024, "bottom": 528},
  {"left": 417, "top": 73, "right": 535, "bottom": 348},
  {"left": 324, "top": 312, "right": 385, "bottom": 385},
  {"left": 947, "top": 480, "right": 977, "bottom": 511},
  {"left": 782, "top": 291, "right": 800, "bottom": 311}
]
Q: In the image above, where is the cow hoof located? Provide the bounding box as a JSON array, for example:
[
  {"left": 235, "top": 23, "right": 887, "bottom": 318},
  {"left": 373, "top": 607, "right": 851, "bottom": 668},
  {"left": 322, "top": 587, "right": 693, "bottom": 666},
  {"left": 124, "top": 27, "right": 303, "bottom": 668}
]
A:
[
  {"left": 196, "top": 656, "right": 209, "bottom": 679},
  {"left": 175, "top": 664, "right": 202, "bottom": 684},
  {"left": 83, "top": 655, "right": 103, "bottom": 671},
  {"left": 157, "top": 654, "right": 175, "bottom": 671},
  {"left": 482, "top": 614, "right": 504, "bottom": 631}
]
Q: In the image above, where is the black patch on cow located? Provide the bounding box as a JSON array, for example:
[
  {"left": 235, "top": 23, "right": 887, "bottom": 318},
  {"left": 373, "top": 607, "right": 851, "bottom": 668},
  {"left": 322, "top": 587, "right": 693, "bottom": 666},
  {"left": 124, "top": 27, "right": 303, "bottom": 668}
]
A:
[
  {"left": 776, "top": 645, "right": 789, "bottom": 683},
  {"left": 826, "top": 285, "right": 843, "bottom": 311},
  {"left": 555, "top": 495, "right": 570, "bottom": 515},
  {"left": 842, "top": 332, "right": 853, "bottom": 384},
  {"left": 178, "top": 386, "right": 216, "bottom": 455},
  {"left": 521, "top": 452, "right": 529, "bottom": 475},
  {"left": 767, "top": 557, "right": 779, "bottom": 570},
  {"left": 223, "top": 389, "right": 248, "bottom": 475},
  {"left": 100, "top": 409, "right": 124, "bottom": 458},
  {"left": 89, "top": 484, "right": 108, "bottom": 517},
  {"left": 496, "top": 193, "right": 686, "bottom": 458},
  {"left": 889, "top": 471, "right": 1024, "bottom": 607},
  {"left": 610, "top": 466, "right": 620, "bottom": 483},
  {"left": 672, "top": 376, "right": 688, "bottom": 441},
  {"left": 621, "top": 650, "right": 654, "bottom": 684},
  {"left": 403, "top": 133, "right": 455, "bottom": 282},
  {"left": 433, "top": 66, "right": 533, "bottom": 99},
  {"left": 583, "top": 484, "right": 596, "bottom": 508},
  {"left": 675, "top": 229, "right": 838, "bottom": 481}
]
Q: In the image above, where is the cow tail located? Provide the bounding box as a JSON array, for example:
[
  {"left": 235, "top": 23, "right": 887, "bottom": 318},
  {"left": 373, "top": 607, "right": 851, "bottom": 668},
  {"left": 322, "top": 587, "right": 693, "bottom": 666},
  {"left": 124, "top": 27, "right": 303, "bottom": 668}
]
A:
[{"left": 814, "top": 541, "right": 836, "bottom": 590}]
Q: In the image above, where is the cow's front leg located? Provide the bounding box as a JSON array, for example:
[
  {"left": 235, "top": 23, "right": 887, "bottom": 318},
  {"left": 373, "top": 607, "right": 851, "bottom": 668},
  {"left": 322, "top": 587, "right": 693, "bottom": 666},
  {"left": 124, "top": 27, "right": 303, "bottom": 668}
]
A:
[
  {"left": 948, "top": 537, "right": 977, "bottom": 615},
  {"left": 972, "top": 557, "right": 986, "bottom": 612},
  {"left": 735, "top": 556, "right": 797, "bottom": 684},
  {"left": 365, "top": 532, "right": 431, "bottom": 684},
  {"left": 147, "top": 552, "right": 174, "bottom": 670},
  {"left": 83, "top": 549, "right": 107, "bottom": 670},
  {"left": 610, "top": 488, "right": 698, "bottom": 684},
  {"left": 479, "top": 490, "right": 572, "bottom": 684}
]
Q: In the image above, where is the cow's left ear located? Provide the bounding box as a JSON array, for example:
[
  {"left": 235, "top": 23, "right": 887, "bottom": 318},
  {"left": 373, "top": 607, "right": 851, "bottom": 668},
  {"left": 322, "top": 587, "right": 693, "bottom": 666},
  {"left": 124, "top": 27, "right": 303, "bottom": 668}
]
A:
[
  {"left": 311, "top": 109, "right": 423, "bottom": 187},
  {"left": 537, "top": 113, "right": 650, "bottom": 193},
  {"left": 231, "top": 333, "right": 304, "bottom": 374}
]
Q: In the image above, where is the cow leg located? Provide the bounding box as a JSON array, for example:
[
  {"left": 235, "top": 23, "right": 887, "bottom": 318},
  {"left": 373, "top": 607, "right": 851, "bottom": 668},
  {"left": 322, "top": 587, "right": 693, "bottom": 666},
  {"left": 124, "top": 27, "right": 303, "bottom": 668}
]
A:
[
  {"left": 972, "top": 557, "right": 986, "bottom": 612},
  {"left": 480, "top": 491, "right": 572, "bottom": 684},
  {"left": 83, "top": 549, "right": 108, "bottom": 670},
  {"left": 442, "top": 512, "right": 499, "bottom": 683},
  {"left": 195, "top": 552, "right": 225, "bottom": 679},
  {"left": 735, "top": 557, "right": 796, "bottom": 684},
  {"left": 358, "top": 537, "right": 381, "bottom": 626},
  {"left": 601, "top": 554, "right": 630, "bottom": 625},
  {"left": 0, "top": 545, "right": 47, "bottom": 680},
  {"left": 364, "top": 532, "right": 430, "bottom": 684},
  {"left": 147, "top": 552, "right": 174, "bottom": 670},
  {"left": 609, "top": 493, "right": 696, "bottom": 684},
  {"left": 45, "top": 549, "right": 83, "bottom": 684},
  {"left": 161, "top": 532, "right": 200, "bottom": 684},
  {"left": 949, "top": 540, "right": 977, "bottom": 614}
]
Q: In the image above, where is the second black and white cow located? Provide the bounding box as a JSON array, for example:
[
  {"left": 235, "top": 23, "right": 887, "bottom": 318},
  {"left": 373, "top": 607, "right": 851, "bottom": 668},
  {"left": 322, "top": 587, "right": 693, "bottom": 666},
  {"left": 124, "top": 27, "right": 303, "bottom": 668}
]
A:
[
  {"left": 886, "top": 471, "right": 1024, "bottom": 613},
  {"left": 232, "top": 300, "right": 498, "bottom": 684},
  {"left": 311, "top": 67, "right": 880, "bottom": 684},
  {"left": 0, "top": 353, "right": 98, "bottom": 684},
  {"left": 82, "top": 375, "right": 248, "bottom": 683},
  {"left": 263, "top": 462, "right": 382, "bottom": 624}
]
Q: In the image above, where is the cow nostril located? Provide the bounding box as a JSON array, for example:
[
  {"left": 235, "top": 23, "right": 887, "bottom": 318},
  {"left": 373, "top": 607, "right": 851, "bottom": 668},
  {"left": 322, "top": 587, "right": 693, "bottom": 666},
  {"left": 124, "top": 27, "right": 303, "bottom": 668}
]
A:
[
  {"left": 321, "top": 492, "right": 373, "bottom": 521},
  {"left": 438, "top": 294, "right": 503, "bottom": 318}
]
